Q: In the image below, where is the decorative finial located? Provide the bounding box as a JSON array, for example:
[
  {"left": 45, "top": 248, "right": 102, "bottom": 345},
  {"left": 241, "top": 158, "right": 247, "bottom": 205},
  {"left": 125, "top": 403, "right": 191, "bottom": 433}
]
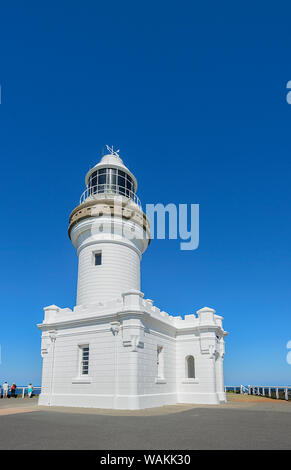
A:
[{"left": 106, "top": 145, "right": 120, "bottom": 158}]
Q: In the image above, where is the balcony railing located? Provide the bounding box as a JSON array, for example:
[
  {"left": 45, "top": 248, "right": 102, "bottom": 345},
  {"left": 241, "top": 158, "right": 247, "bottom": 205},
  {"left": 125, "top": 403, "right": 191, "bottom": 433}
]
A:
[{"left": 80, "top": 184, "right": 142, "bottom": 209}]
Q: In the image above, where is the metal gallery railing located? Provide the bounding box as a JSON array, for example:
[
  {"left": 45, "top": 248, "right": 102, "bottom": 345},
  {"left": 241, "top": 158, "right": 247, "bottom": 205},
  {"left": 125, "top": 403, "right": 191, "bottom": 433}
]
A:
[{"left": 79, "top": 184, "right": 142, "bottom": 208}]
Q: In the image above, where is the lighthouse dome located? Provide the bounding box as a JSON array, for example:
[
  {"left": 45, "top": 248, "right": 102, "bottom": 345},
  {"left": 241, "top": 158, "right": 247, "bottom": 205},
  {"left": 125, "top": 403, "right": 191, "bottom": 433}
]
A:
[{"left": 82, "top": 150, "right": 138, "bottom": 205}]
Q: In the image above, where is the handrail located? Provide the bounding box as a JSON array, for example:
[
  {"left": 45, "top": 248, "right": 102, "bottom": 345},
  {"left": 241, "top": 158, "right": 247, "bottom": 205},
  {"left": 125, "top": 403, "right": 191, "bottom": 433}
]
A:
[
  {"left": 249, "top": 385, "right": 291, "bottom": 400},
  {"left": 225, "top": 385, "right": 291, "bottom": 401},
  {"left": 0, "top": 385, "right": 41, "bottom": 398},
  {"left": 79, "top": 184, "right": 142, "bottom": 209}
]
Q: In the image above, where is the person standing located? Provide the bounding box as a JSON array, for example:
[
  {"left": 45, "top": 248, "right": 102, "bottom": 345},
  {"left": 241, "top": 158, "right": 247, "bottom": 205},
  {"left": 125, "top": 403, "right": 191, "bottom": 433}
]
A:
[
  {"left": 27, "top": 383, "right": 33, "bottom": 398},
  {"left": 3, "top": 382, "right": 9, "bottom": 398},
  {"left": 10, "top": 383, "right": 16, "bottom": 398}
]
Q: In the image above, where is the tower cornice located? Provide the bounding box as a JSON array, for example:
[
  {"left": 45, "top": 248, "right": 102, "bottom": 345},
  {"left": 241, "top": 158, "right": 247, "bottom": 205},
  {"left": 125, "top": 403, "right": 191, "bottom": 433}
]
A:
[{"left": 68, "top": 197, "right": 151, "bottom": 245}]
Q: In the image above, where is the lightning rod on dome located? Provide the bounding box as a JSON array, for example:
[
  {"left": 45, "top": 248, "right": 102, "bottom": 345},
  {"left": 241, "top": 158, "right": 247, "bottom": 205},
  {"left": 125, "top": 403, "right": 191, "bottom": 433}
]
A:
[{"left": 106, "top": 145, "right": 120, "bottom": 158}]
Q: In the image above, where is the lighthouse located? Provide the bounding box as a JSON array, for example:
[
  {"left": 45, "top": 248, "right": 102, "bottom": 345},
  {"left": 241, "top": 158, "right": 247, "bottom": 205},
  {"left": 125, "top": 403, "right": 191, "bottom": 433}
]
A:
[{"left": 38, "top": 147, "right": 227, "bottom": 409}]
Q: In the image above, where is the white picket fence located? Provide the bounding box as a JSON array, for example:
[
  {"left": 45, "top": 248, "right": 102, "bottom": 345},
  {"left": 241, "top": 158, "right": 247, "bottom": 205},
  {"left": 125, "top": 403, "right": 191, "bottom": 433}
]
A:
[{"left": 225, "top": 385, "right": 291, "bottom": 401}]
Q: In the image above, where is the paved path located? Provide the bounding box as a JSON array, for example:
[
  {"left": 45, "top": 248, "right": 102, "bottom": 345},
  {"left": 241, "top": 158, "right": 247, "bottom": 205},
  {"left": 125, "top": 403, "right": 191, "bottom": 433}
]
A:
[
  {"left": 0, "top": 407, "right": 36, "bottom": 416},
  {"left": 0, "top": 395, "right": 290, "bottom": 449}
]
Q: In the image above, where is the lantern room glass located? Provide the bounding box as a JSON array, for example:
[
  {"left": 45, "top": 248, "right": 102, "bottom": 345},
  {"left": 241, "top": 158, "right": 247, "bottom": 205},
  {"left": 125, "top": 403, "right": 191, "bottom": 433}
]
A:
[{"left": 87, "top": 168, "right": 135, "bottom": 199}]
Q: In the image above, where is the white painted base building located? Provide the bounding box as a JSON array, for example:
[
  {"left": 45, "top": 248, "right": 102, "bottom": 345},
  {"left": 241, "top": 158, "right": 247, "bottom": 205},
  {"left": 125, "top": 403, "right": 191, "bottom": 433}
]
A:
[{"left": 38, "top": 149, "right": 227, "bottom": 409}]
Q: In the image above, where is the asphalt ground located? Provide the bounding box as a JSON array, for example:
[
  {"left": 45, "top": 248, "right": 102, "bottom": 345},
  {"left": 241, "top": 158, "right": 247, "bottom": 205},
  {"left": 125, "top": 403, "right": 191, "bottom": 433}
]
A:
[{"left": 0, "top": 394, "right": 290, "bottom": 450}]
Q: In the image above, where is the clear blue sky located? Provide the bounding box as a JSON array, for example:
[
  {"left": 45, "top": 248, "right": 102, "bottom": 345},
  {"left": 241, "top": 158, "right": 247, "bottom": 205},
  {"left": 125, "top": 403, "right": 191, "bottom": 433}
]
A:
[{"left": 0, "top": 1, "right": 291, "bottom": 386}]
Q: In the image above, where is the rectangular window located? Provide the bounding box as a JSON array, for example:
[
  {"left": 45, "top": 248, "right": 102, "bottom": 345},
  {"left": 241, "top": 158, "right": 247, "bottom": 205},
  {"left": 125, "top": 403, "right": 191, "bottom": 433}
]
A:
[
  {"left": 95, "top": 252, "right": 102, "bottom": 266},
  {"left": 80, "top": 345, "right": 89, "bottom": 376},
  {"left": 157, "top": 346, "right": 164, "bottom": 379}
]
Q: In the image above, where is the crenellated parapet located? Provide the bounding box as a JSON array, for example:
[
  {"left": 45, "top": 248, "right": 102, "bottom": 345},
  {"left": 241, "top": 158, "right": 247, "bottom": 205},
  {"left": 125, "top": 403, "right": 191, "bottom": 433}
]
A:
[{"left": 39, "top": 290, "right": 227, "bottom": 342}]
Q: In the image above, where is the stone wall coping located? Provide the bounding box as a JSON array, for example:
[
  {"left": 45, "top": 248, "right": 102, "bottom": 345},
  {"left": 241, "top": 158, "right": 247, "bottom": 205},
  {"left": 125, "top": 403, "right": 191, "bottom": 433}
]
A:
[{"left": 39, "top": 293, "right": 227, "bottom": 336}]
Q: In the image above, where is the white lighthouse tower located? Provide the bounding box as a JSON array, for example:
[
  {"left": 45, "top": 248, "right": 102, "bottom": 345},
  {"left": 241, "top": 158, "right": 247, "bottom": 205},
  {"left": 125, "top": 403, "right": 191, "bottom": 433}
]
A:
[
  {"left": 70, "top": 146, "right": 150, "bottom": 306},
  {"left": 38, "top": 147, "right": 227, "bottom": 409}
]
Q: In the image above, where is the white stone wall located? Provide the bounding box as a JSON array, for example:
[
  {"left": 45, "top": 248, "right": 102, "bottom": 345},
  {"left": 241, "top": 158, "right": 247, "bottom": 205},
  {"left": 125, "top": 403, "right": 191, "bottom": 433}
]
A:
[
  {"left": 176, "top": 334, "right": 220, "bottom": 404},
  {"left": 38, "top": 298, "right": 226, "bottom": 409},
  {"left": 70, "top": 214, "right": 148, "bottom": 306},
  {"left": 39, "top": 322, "right": 176, "bottom": 409},
  {"left": 76, "top": 242, "right": 140, "bottom": 305},
  {"left": 136, "top": 323, "right": 177, "bottom": 408},
  {"left": 39, "top": 324, "right": 116, "bottom": 408}
]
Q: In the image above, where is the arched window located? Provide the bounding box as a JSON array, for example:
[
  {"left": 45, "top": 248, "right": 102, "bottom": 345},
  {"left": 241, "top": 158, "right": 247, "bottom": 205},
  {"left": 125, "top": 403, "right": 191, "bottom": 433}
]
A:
[{"left": 186, "top": 355, "right": 195, "bottom": 379}]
